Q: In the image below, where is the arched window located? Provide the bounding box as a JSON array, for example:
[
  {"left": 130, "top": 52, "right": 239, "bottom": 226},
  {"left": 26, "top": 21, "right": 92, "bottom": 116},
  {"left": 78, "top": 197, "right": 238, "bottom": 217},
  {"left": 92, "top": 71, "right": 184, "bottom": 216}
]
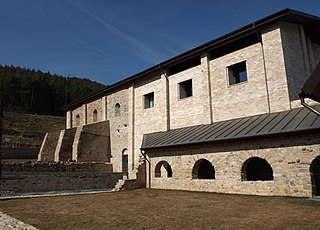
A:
[
  {"left": 75, "top": 114, "right": 80, "bottom": 126},
  {"left": 155, "top": 161, "right": 172, "bottom": 178},
  {"left": 310, "top": 156, "right": 320, "bottom": 196},
  {"left": 192, "top": 159, "right": 215, "bottom": 179},
  {"left": 115, "top": 103, "right": 120, "bottom": 117},
  {"left": 93, "top": 109, "right": 98, "bottom": 122},
  {"left": 241, "top": 157, "right": 273, "bottom": 181}
]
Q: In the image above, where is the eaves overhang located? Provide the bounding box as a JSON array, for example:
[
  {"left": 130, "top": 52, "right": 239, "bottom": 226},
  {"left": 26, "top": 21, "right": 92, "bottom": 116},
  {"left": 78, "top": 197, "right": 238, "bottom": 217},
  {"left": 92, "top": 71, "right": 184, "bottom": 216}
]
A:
[{"left": 64, "top": 8, "right": 320, "bottom": 111}]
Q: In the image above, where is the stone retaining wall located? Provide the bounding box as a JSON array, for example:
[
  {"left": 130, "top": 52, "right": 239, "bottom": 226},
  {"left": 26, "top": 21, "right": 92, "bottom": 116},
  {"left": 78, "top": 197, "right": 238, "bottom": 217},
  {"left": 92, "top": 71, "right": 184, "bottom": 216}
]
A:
[{"left": 1, "top": 162, "right": 122, "bottom": 194}]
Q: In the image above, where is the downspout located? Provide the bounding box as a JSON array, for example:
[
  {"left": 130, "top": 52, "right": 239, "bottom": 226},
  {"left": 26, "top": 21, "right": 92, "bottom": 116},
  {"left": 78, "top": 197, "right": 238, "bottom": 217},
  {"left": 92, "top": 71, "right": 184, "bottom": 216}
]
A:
[
  {"left": 140, "top": 149, "right": 151, "bottom": 188},
  {"left": 253, "top": 22, "right": 271, "bottom": 114},
  {"left": 159, "top": 64, "right": 170, "bottom": 131},
  {"left": 299, "top": 91, "right": 320, "bottom": 116}
]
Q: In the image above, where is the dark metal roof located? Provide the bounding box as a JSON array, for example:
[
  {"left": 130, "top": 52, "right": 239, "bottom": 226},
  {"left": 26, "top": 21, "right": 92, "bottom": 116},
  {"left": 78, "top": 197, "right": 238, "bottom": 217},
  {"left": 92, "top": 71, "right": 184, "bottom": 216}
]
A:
[
  {"left": 65, "top": 8, "right": 320, "bottom": 110},
  {"left": 141, "top": 106, "right": 320, "bottom": 150}
]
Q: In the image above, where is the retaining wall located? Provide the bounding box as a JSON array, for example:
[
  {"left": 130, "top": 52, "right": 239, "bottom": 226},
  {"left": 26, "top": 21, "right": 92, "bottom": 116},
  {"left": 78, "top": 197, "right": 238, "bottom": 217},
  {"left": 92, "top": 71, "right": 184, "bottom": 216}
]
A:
[{"left": 1, "top": 162, "right": 122, "bottom": 194}]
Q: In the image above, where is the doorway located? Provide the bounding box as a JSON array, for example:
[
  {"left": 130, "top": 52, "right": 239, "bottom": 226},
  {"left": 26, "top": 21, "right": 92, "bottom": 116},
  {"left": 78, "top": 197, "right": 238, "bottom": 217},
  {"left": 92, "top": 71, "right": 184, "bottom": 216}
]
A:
[
  {"left": 311, "top": 156, "right": 320, "bottom": 196},
  {"left": 122, "top": 149, "right": 128, "bottom": 178}
]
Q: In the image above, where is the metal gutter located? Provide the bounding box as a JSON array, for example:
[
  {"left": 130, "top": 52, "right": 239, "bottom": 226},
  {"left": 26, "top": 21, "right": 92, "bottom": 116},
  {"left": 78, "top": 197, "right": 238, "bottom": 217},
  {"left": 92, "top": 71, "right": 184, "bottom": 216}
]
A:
[{"left": 64, "top": 8, "right": 320, "bottom": 111}]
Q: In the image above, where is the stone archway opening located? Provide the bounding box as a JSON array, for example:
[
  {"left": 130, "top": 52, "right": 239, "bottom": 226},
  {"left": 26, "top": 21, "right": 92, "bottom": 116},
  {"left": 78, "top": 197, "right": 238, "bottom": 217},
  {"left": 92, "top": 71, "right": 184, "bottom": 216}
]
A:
[
  {"left": 155, "top": 161, "right": 172, "bottom": 178},
  {"left": 75, "top": 114, "right": 80, "bottom": 126},
  {"left": 93, "top": 109, "right": 98, "bottom": 122},
  {"left": 122, "top": 149, "right": 128, "bottom": 178},
  {"left": 241, "top": 157, "right": 273, "bottom": 181},
  {"left": 310, "top": 156, "right": 320, "bottom": 196},
  {"left": 192, "top": 159, "right": 215, "bottom": 179}
]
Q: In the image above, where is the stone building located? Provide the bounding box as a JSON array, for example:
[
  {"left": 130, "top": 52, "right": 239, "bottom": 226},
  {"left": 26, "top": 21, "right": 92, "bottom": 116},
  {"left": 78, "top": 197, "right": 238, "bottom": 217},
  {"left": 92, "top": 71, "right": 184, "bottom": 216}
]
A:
[{"left": 39, "top": 9, "right": 320, "bottom": 197}]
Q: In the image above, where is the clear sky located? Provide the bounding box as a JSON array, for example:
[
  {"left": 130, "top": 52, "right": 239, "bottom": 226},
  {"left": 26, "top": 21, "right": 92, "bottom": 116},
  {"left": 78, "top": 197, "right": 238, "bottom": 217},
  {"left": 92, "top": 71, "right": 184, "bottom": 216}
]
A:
[{"left": 1, "top": 0, "right": 320, "bottom": 85}]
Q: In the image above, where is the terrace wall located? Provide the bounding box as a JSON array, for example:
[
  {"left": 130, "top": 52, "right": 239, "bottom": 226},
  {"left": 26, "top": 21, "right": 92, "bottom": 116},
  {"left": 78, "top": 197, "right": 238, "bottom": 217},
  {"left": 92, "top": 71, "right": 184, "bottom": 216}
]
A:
[{"left": 1, "top": 162, "right": 122, "bottom": 194}]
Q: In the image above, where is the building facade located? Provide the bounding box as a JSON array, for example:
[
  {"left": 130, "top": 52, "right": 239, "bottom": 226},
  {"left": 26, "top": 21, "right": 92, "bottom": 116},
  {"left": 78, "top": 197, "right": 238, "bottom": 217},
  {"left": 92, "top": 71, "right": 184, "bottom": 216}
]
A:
[{"left": 39, "top": 9, "right": 320, "bottom": 197}]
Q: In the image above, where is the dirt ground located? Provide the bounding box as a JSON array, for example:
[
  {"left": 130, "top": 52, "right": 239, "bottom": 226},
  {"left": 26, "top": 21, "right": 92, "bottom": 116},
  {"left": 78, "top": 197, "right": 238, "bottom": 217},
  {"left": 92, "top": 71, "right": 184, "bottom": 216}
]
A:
[{"left": 0, "top": 189, "right": 319, "bottom": 230}]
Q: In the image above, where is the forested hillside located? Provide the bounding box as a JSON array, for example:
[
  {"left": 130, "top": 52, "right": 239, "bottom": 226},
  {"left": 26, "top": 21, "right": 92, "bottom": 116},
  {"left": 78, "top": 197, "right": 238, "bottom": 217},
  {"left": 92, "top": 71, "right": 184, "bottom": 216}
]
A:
[{"left": 0, "top": 65, "right": 106, "bottom": 116}]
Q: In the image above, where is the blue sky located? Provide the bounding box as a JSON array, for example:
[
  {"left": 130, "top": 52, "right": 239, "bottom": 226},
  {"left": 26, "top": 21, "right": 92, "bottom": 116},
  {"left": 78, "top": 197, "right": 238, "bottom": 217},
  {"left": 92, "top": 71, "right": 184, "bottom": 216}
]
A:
[{"left": 1, "top": 0, "right": 320, "bottom": 85}]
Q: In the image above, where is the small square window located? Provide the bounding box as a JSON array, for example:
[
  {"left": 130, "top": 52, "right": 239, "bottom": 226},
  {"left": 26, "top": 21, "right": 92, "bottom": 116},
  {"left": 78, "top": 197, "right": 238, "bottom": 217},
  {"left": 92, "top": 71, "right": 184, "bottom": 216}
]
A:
[
  {"left": 179, "top": 79, "right": 193, "bottom": 99},
  {"left": 228, "top": 61, "right": 247, "bottom": 85},
  {"left": 144, "top": 92, "right": 154, "bottom": 109}
]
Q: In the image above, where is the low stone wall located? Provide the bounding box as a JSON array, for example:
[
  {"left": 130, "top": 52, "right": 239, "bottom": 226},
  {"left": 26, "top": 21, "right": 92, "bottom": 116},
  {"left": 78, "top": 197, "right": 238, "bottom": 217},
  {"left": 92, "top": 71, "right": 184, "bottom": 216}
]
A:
[
  {"left": 123, "top": 160, "right": 146, "bottom": 189},
  {"left": 1, "top": 147, "right": 39, "bottom": 159},
  {"left": 1, "top": 162, "right": 123, "bottom": 194}
]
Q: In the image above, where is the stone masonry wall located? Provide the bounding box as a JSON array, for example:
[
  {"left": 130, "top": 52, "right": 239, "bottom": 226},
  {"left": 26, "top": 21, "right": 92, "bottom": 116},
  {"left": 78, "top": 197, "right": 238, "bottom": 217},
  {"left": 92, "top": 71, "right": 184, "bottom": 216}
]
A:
[
  {"left": 209, "top": 41, "right": 269, "bottom": 122},
  {"left": 58, "top": 128, "right": 77, "bottom": 161},
  {"left": 63, "top": 21, "right": 320, "bottom": 182},
  {"left": 1, "top": 162, "right": 122, "bottom": 194},
  {"left": 71, "top": 106, "right": 85, "bottom": 127},
  {"left": 38, "top": 131, "right": 60, "bottom": 162},
  {"left": 107, "top": 87, "right": 129, "bottom": 173},
  {"left": 76, "top": 121, "right": 111, "bottom": 162},
  {"left": 169, "top": 60, "right": 212, "bottom": 128},
  {"left": 133, "top": 73, "right": 168, "bottom": 178},
  {"left": 262, "top": 24, "right": 291, "bottom": 112},
  {"left": 147, "top": 132, "right": 320, "bottom": 197},
  {"left": 86, "top": 98, "right": 104, "bottom": 124},
  {"left": 280, "top": 22, "right": 312, "bottom": 102}
]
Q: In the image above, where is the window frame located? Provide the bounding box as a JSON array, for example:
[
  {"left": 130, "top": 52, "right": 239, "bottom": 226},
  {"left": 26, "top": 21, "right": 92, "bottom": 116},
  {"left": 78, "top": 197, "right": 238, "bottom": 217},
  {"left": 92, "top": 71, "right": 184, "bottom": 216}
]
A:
[
  {"left": 144, "top": 92, "right": 155, "bottom": 109},
  {"left": 178, "top": 79, "right": 193, "bottom": 99},
  {"left": 227, "top": 61, "right": 248, "bottom": 86}
]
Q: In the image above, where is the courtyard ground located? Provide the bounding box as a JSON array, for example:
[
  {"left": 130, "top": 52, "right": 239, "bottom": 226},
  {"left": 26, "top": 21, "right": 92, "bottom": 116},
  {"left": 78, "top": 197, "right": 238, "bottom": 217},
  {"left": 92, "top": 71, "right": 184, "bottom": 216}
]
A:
[{"left": 0, "top": 189, "right": 319, "bottom": 229}]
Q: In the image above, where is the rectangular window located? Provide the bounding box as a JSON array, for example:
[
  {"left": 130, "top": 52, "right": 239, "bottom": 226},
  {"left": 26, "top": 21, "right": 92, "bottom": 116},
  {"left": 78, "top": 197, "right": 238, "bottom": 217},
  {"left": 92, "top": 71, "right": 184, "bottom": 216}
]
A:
[
  {"left": 179, "top": 79, "right": 193, "bottom": 99},
  {"left": 228, "top": 61, "right": 247, "bottom": 85},
  {"left": 144, "top": 92, "right": 154, "bottom": 109}
]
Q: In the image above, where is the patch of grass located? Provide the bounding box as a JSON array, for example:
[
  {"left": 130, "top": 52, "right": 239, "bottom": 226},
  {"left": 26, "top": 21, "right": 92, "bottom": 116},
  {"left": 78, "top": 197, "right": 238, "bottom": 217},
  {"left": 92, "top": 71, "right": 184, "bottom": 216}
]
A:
[{"left": 1, "top": 189, "right": 319, "bottom": 229}]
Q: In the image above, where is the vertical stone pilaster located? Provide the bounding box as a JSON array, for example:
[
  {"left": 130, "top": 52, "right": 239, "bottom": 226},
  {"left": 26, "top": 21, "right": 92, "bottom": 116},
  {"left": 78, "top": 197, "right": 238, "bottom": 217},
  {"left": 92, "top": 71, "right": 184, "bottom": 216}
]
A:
[
  {"left": 127, "top": 83, "right": 135, "bottom": 178},
  {"left": 66, "top": 111, "right": 72, "bottom": 129},
  {"left": 161, "top": 70, "right": 170, "bottom": 131},
  {"left": 54, "top": 130, "right": 65, "bottom": 162},
  {"left": 202, "top": 53, "right": 213, "bottom": 124},
  {"left": 261, "top": 25, "right": 291, "bottom": 112},
  {"left": 83, "top": 104, "right": 87, "bottom": 125},
  {"left": 38, "top": 133, "right": 48, "bottom": 161},
  {"left": 102, "top": 96, "right": 107, "bottom": 121}
]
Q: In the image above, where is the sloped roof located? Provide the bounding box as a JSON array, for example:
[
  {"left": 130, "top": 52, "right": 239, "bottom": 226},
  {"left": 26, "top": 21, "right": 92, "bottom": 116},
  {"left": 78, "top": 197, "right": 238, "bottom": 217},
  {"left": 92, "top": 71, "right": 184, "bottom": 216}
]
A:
[
  {"left": 141, "top": 106, "right": 320, "bottom": 150},
  {"left": 65, "top": 8, "right": 320, "bottom": 110}
]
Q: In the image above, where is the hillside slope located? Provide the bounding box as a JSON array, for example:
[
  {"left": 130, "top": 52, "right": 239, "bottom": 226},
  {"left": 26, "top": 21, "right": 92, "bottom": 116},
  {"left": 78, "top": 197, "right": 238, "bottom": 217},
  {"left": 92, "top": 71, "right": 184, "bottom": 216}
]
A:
[{"left": 2, "top": 112, "right": 65, "bottom": 148}]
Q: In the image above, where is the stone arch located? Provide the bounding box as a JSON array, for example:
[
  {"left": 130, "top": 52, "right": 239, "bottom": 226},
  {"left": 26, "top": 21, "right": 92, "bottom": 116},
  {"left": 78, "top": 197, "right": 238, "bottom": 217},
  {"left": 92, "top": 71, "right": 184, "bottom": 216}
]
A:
[
  {"left": 154, "top": 161, "right": 172, "bottom": 178},
  {"left": 75, "top": 114, "right": 80, "bottom": 126},
  {"left": 241, "top": 157, "right": 273, "bottom": 181},
  {"left": 115, "top": 103, "right": 121, "bottom": 117},
  {"left": 310, "top": 155, "right": 320, "bottom": 196},
  {"left": 93, "top": 109, "right": 98, "bottom": 122},
  {"left": 192, "top": 159, "right": 215, "bottom": 179}
]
